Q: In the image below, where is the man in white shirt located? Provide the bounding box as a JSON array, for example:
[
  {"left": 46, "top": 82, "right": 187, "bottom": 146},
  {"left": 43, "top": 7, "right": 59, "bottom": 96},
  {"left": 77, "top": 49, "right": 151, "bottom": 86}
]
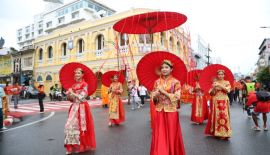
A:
[
  {"left": 130, "top": 81, "right": 142, "bottom": 110},
  {"left": 138, "top": 83, "right": 148, "bottom": 106}
]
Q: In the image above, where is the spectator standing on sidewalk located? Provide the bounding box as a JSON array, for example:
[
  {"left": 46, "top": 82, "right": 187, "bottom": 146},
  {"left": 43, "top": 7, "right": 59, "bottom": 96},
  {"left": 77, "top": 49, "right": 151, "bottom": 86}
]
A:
[
  {"left": 0, "top": 86, "right": 7, "bottom": 130},
  {"left": 127, "top": 80, "right": 132, "bottom": 105},
  {"left": 138, "top": 83, "right": 147, "bottom": 106},
  {"left": 11, "top": 82, "right": 21, "bottom": 109},
  {"left": 130, "top": 80, "right": 142, "bottom": 110}
]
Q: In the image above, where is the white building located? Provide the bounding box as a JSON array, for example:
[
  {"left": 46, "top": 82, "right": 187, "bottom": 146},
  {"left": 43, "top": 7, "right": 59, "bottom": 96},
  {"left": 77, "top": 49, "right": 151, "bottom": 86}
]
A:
[
  {"left": 16, "top": 0, "right": 116, "bottom": 49},
  {"left": 15, "top": 0, "right": 115, "bottom": 85},
  {"left": 192, "top": 35, "right": 209, "bottom": 69},
  {"left": 257, "top": 38, "right": 270, "bottom": 69}
]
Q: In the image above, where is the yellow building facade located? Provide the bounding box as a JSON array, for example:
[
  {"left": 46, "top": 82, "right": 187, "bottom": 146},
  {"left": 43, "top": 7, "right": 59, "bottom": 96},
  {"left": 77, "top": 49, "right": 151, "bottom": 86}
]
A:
[
  {"left": 33, "top": 8, "right": 192, "bottom": 96},
  {"left": 0, "top": 54, "right": 12, "bottom": 83}
]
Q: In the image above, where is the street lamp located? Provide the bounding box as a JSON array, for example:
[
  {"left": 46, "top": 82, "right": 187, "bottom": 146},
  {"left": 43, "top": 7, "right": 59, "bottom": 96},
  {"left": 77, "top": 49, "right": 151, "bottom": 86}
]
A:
[{"left": 260, "top": 26, "right": 270, "bottom": 28}]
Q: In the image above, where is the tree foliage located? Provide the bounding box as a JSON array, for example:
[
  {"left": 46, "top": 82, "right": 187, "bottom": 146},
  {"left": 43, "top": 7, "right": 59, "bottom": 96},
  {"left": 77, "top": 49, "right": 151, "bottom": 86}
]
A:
[{"left": 256, "top": 66, "right": 270, "bottom": 88}]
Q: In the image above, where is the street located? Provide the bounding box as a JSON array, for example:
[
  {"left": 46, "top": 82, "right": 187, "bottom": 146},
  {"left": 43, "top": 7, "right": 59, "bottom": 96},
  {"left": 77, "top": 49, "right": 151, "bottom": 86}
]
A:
[{"left": 1, "top": 101, "right": 270, "bottom": 155}]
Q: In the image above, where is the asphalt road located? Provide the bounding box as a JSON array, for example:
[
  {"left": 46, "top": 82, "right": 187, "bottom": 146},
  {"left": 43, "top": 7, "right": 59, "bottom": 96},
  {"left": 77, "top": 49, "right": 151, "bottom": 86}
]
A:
[{"left": 1, "top": 102, "right": 270, "bottom": 155}]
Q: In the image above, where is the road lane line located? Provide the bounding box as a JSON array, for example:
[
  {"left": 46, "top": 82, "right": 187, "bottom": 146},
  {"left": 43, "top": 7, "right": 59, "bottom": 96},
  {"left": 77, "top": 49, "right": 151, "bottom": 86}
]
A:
[
  {"left": 9, "top": 109, "right": 35, "bottom": 113},
  {"left": 0, "top": 112, "right": 55, "bottom": 133}
]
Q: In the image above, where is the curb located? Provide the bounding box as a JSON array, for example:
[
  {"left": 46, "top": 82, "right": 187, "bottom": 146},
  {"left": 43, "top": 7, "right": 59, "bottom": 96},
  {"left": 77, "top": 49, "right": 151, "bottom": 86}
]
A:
[{"left": 3, "top": 116, "right": 14, "bottom": 127}]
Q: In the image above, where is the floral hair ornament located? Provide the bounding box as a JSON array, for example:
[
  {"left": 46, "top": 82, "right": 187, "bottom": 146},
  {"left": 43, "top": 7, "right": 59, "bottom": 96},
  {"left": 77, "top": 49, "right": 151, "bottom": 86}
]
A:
[
  {"left": 162, "top": 59, "right": 173, "bottom": 68},
  {"left": 217, "top": 69, "right": 225, "bottom": 74},
  {"left": 75, "top": 67, "right": 84, "bottom": 74},
  {"left": 113, "top": 74, "right": 119, "bottom": 78}
]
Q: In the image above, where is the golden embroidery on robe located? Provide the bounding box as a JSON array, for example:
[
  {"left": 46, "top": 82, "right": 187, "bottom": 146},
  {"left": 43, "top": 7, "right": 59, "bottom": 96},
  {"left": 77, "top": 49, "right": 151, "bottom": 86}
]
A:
[
  {"left": 109, "top": 82, "right": 123, "bottom": 119},
  {"left": 152, "top": 76, "right": 181, "bottom": 112}
]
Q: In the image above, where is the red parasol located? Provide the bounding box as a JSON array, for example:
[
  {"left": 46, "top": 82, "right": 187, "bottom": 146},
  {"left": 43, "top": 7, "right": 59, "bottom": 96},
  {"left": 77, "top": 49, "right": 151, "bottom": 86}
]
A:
[
  {"left": 136, "top": 51, "right": 187, "bottom": 91},
  {"left": 186, "top": 69, "right": 202, "bottom": 87},
  {"left": 59, "top": 62, "right": 97, "bottom": 96},
  {"left": 113, "top": 11, "right": 187, "bottom": 34},
  {"left": 199, "top": 64, "right": 234, "bottom": 92},
  {"left": 101, "top": 71, "right": 125, "bottom": 87}
]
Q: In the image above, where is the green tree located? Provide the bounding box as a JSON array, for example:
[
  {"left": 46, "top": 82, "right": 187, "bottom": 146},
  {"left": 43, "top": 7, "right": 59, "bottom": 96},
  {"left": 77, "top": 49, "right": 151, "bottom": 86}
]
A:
[{"left": 256, "top": 66, "right": 270, "bottom": 88}]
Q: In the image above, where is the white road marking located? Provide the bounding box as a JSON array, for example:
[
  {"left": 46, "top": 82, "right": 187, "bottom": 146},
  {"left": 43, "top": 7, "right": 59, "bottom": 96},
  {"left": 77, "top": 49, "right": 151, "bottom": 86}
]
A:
[{"left": 0, "top": 112, "right": 55, "bottom": 133}]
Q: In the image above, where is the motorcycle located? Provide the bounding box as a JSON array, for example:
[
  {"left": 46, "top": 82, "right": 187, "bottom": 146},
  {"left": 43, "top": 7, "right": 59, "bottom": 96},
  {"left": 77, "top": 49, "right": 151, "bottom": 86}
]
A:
[{"left": 49, "top": 90, "right": 63, "bottom": 101}]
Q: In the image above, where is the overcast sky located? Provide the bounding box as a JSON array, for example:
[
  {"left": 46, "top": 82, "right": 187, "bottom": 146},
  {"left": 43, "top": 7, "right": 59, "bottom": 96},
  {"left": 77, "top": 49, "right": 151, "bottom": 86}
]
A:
[{"left": 1, "top": 0, "right": 270, "bottom": 74}]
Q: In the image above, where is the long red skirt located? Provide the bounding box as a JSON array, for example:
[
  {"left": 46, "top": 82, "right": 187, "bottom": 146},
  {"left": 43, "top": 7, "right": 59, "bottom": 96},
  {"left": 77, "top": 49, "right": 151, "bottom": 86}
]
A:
[
  {"left": 191, "top": 96, "right": 208, "bottom": 123},
  {"left": 110, "top": 100, "right": 125, "bottom": 124},
  {"left": 150, "top": 111, "right": 185, "bottom": 155},
  {"left": 65, "top": 102, "right": 96, "bottom": 152},
  {"left": 150, "top": 99, "right": 156, "bottom": 129}
]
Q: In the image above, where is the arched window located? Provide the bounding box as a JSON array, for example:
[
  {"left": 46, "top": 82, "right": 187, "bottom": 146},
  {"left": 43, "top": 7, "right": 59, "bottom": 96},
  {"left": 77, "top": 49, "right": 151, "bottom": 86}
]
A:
[
  {"left": 96, "top": 35, "right": 104, "bottom": 50},
  {"left": 61, "top": 43, "right": 67, "bottom": 56},
  {"left": 39, "top": 48, "right": 43, "bottom": 60},
  {"left": 169, "top": 37, "right": 174, "bottom": 50},
  {"left": 160, "top": 32, "right": 165, "bottom": 46},
  {"left": 48, "top": 46, "right": 53, "bottom": 58},
  {"left": 177, "top": 41, "right": 181, "bottom": 53},
  {"left": 77, "top": 39, "right": 84, "bottom": 53},
  {"left": 37, "top": 76, "right": 43, "bottom": 82},
  {"left": 139, "top": 34, "right": 152, "bottom": 44},
  {"left": 120, "top": 33, "right": 128, "bottom": 46},
  {"left": 46, "top": 75, "right": 52, "bottom": 81}
]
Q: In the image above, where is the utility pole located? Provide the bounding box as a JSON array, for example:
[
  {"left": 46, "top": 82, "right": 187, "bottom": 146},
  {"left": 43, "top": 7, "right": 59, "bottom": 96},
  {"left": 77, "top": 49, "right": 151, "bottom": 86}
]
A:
[{"left": 206, "top": 44, "right": 212, "bottom": 66}]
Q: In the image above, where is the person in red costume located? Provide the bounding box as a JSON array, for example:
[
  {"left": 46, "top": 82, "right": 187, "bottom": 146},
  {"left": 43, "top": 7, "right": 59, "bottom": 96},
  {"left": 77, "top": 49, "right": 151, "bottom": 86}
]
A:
[
  {"left": 151, "top": 60, "right": 185, "bottom": 155},
  {"left": 205, "top": 70, "right": 232, "bottom": 140},
  {"left": 64, "top": 68, "right": 96, "bottom": 154},
  {"left": 191, "top": 81, "right": 208, "bottom": 124},
  {"left": 108, "top": 75, "right": 125, "bottom": 126}
]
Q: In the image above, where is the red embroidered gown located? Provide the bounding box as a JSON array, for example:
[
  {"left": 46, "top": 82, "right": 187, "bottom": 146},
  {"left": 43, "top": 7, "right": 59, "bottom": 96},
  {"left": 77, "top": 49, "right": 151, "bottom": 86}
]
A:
[
  {"left": 191, "top": 84, "right": 209, "bottom": 123},
  {"left": 64, "top": 80, "right": 96, "bottom": 153},
  {"left": 205, "top": 80, "right": 232, "bottom": 138},
  {"left": 151, "top": 76, "right": 185, "bottom": 155},
  {"left": 108, "top": 82, "right": 125, "bottom": 124}
]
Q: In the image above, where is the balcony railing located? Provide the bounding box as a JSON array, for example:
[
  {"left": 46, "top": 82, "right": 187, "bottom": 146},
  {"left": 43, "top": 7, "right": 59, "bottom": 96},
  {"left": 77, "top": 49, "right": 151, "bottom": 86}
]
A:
[
  {"left": 76, "top": 52, "right": 85, "bottom": 59},
  {"left": 95, "top": 49, "right": 103, "bottom": 57},
  {"left": 119, "top": 45, "right": 129, "bottom": 54},
  {"left": 38, "top": 60, "right": 43, "bottom": 64},
  {"left": 61, "top": 55, "right": 68, "bottom": 62},
  {"left": 47, "top": 58, "right": 53, "bottom": 64}
]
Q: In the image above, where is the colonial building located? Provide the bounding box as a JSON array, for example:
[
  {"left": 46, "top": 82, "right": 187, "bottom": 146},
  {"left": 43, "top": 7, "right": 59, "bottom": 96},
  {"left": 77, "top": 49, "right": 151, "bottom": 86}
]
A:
[
  {"left": 16, "top": 0, "right": 115, "bottom": 49},
  {"left": 0, "top": 48, "right": 13, "bottom": 83},
  {"left": 257, "top": 38, "right": 270, "bottom": 70},
  {"left": 16, "top": 0, "right": 116, "bottom": 87},
  {"left": 33, "top": 8, "right": 192, "bottom": 96},
  {"left": 20, "top": 45, "right": 35, "bottom": 86}
]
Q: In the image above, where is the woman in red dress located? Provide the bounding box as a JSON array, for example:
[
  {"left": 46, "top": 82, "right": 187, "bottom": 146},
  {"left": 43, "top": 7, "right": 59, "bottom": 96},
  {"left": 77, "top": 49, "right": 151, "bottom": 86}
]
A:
[
  {"left": 64, "top": 68, "right": 96, "bottom": 154},
  {"left": 108, "top": 75, "right": 125, "bottom": 126},
  {"left": 205, "top": 70, "right": 232, "bottom": 139},
  {"left": 151, "top": 60, "right": 185, "bottom": 155},
  {"left": 191, "top": 82, "right": 208, "bottom": 124}
]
